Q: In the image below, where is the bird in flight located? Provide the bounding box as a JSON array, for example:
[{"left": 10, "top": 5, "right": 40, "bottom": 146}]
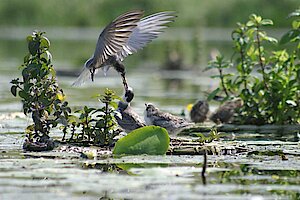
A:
[{"left": 73, "top": 10, "right": 176, "bottom": 91}]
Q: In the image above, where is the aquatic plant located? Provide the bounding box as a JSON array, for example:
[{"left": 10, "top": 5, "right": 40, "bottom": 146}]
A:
[
  {"left": 113, "top": 126, "right": 170, "bottom": 155},
  {"left": 207, "top": 10, "right": 300, "bottom": 125},
  {"left": 67, "top": 89, "right": 121, "bottom": 147},
  {"left": 10, "top": 31, "right": 72, "bottom": 141},
  {"left": 10, "top": 31, "right": 121, "bottom": 147}
]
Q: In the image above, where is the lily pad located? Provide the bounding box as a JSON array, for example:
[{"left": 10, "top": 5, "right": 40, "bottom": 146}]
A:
[{"left": 113, "top": 126, "right": 169, "bottom": 156}]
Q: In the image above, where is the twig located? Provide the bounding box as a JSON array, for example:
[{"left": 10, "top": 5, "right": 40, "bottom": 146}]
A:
[
  {"left": 201, "top": 149, "right": 207, "bottom": 185},
  {"left": 255, "top": 25, "right": 268, "bottom": 90}
]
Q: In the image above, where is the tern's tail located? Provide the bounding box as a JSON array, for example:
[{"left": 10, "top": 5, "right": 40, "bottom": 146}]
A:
[{"left": 72, "top": 67, "right": 91, "bottom": 86}]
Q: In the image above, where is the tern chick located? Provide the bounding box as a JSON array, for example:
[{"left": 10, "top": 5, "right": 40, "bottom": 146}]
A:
[
  {"left": 209, "top": 98, "right": 243, "bottom": 124},
  {"left": 189, "top": 100, "right": 209, "bottom": 123},
  {"left": 115, "top": 87, "right": 145, "bottom": 133},
  {"left": 144, "top": 103, "right": 193, "bottom": 135}
]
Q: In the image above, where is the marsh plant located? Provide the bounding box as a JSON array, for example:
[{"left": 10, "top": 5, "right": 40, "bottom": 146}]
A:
[
  {"left": 207, "top": 10, "right": 300, "bottom": 125},
  {"left": 10, "top": 31, "right": 72, "bottom": 141},
  {"left": 67, "top": 89, "right": 121, "bottom": 147},
  {"left": 11, "top": 31, "right": 121, "bottom": 147}
]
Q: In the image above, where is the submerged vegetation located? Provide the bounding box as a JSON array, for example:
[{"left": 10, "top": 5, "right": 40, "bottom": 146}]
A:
[{"left": 207, "top": 10, "right": 300, "bottom": 125}]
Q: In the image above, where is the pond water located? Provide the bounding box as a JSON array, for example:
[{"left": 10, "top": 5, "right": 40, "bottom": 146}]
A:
[
  {"left": 1, "top": 69, "right": 300, "bottom": 199},
  {"left": 1, "top": 28, "right": 300, "bottom": 199}
]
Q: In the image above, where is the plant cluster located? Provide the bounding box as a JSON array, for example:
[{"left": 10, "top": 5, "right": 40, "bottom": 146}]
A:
[
  {"left": 207, "top": 10, "right": 300, "bottom": 125},
  {"left": 66, "top": 89, "right": 121, "bottom": 147},
  {"left": 11, "top": 31, "right": 121, "bottom": 147},
  {"left": 10, "top": 31, "right": 72, "bottom": 141}
]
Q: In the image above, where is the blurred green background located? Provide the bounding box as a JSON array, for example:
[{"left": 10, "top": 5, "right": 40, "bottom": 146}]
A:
[{"left": 0, "top": 0, "right": 298, "bottom": 73}]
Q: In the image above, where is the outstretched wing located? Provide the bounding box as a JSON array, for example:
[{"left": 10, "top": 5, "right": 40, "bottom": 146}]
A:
[
  {"left": 117, "top": 11, "right": 176, "bottom": 61},
  {"left": 92, "top": 10, "right": 144, "bottom": 68}
]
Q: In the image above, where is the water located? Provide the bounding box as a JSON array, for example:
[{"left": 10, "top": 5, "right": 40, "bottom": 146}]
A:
[{"left": 1, "top": 68, "right": 300, "bottom": 199}]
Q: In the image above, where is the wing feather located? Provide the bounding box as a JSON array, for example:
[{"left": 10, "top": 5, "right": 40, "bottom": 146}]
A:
[
  {"left": 117, "top": 11, "right": 177, "bottom": 60},
  {"left": 92, "top": 10, "right": 144, "bottom": 67}
]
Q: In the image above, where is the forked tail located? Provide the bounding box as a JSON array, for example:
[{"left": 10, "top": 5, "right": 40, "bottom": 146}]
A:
[{"left": 72, "top": 67, "right": 92, "bottom": 86}]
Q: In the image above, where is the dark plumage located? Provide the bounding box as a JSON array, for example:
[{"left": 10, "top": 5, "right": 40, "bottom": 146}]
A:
[
  {"left": 209, "top": 98, "right": 243, "bottom": 124},
  {"left": 115, "top": 101, "right": 146, "bottom": 133},
  {"left": 189, "top": 100, "right": 209, "bottom": 123},
  {"left": 114, "top": 87, "right": 145, "bottom": 133}
]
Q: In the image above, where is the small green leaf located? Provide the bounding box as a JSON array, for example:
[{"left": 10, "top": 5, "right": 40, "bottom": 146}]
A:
[
  {"left": 280, "top": 30, "right": 300, "bottom": 44},
  {"left": 113, "top": 126, "right": 170, "bottom": 156},
  {"left": 28, "top": 40, "right": 39, "bottom": 55},
  {"left": 41, "top": 37, "right": 50, "bottom": 48},
  {"left": 24, "top": 54, "right": 30, "bottom": 63},
  {"left": 287, "top": 9, "right": 300, "bottom": 18},
  {"left": 19, "top": 90, "right": 29, "bottom": 100},
  {"left": 207, "top": 88, "right": 221, "bottom": 101},
  {"left": 286, "top": 100, "right": 297, "bottom": 107},
  {"left": 246, "top": 20, "right": 255, "bottom": 27},
  {"left": 292, "top": 21, "right": 300, "bottom": 29},
  {"left": 109, "top": 101, "right": 118, "bottom": 109},
  {"left": 26, "top": 35, "right": 33, "bottom": 42},
  {"left": 11, "top": 85, "right": 17, "bottom": 97},
  {"left": 261, "top": 19, "right": 273, "bottom": 26}
]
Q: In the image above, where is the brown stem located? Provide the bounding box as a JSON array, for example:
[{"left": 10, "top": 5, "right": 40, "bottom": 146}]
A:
[
  {"left": 239, "top": 42, "right": 248, "bottom": 90},
  {"left": 219, "top": 68, "right": 229, "bottom": 97},
  {"left": 256, "top": 26, "right": 268, "bottom": 89},
  {"left": 201, "top": 149, "right": 207, "bottom": 185}
]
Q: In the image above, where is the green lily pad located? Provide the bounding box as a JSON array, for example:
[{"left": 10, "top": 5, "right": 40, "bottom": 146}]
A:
[{"left": 113, "top": 126, "right": 170, "bottom": 156}]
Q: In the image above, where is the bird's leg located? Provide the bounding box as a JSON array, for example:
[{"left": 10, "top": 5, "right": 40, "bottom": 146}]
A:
[
  {"left": 114, "top": 61, "right": 129, "bottom": 91},
  {"left": 89, "top": 68, "right": 96, "bottom": 82},
  {"left": 121, "top": 72, "right": 129, "bottom": 91}
]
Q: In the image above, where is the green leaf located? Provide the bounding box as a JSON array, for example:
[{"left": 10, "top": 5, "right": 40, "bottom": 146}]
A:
[
  {"left": 109, "top": 101, "right": 118, "bottom": 109},
  {"left": 207, "top": 88, "right": 221, "bottom": 101},
  {"left": 24, "top": 54, "right": 30, "bottom": 63},
  {"left": 261, "top": 19, "right": 273, "bottom": 26},
  {"left": 288, "top": 9, "right": 300, "bottom": 18},
  {"left": 280, "top": 30, "right": 300, "bottom": 44},
  {"left": 292, "top": 21, "right": 300, "bottom": 29},
  {"left": 246, "top": 20, "right": 255, "bottom": 27},
  {"left": 286, "top": 100, "right": 297, "bottom": 107},
  {"left": 26, "top": 35, "right": 33, "bottom": 42},
  {"left": 28, "top": 40, "right": 39, "bottom": 55},
  {"left": 40, "top": 37, "right": 50, "bottom": 49},
  {"left": 11, "top": 85, "right": 17, "bottom": 96},
  {"left": 264, "top": 36, "right": 278, "bottom": 44},
  {"left": 113, "top": 126, "right": 170, "bottom": 156},
  {"left": 19, "top": 90, "right": 29, "bottom": 100}
]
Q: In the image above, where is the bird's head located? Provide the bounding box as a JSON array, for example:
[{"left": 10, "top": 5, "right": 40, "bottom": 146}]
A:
[
  {"left": 145, "top": 103, "right": 159, "bottom": 114},
  {"left": 123, "top": 86, "right": 134, "bottom": 103}
]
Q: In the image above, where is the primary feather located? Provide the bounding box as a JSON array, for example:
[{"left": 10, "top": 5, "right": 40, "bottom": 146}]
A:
[{"left": 73, "top": 10, "right": 176, "bottom": 86}]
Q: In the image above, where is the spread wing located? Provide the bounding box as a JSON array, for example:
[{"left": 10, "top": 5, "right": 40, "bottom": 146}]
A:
[
  {"left": 92, "top": 10, "right": 144, "bottom": 67},
  {"left": 116, "top": 11, "right": 176, "bottom": 61}
]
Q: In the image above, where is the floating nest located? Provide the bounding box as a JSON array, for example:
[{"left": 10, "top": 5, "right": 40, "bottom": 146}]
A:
[
  {"left": 168, "top": 137, "right": 248, "bottom": 155},
  {"left": 181, "top": 124, "right": 300, "bottom": 135}
]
